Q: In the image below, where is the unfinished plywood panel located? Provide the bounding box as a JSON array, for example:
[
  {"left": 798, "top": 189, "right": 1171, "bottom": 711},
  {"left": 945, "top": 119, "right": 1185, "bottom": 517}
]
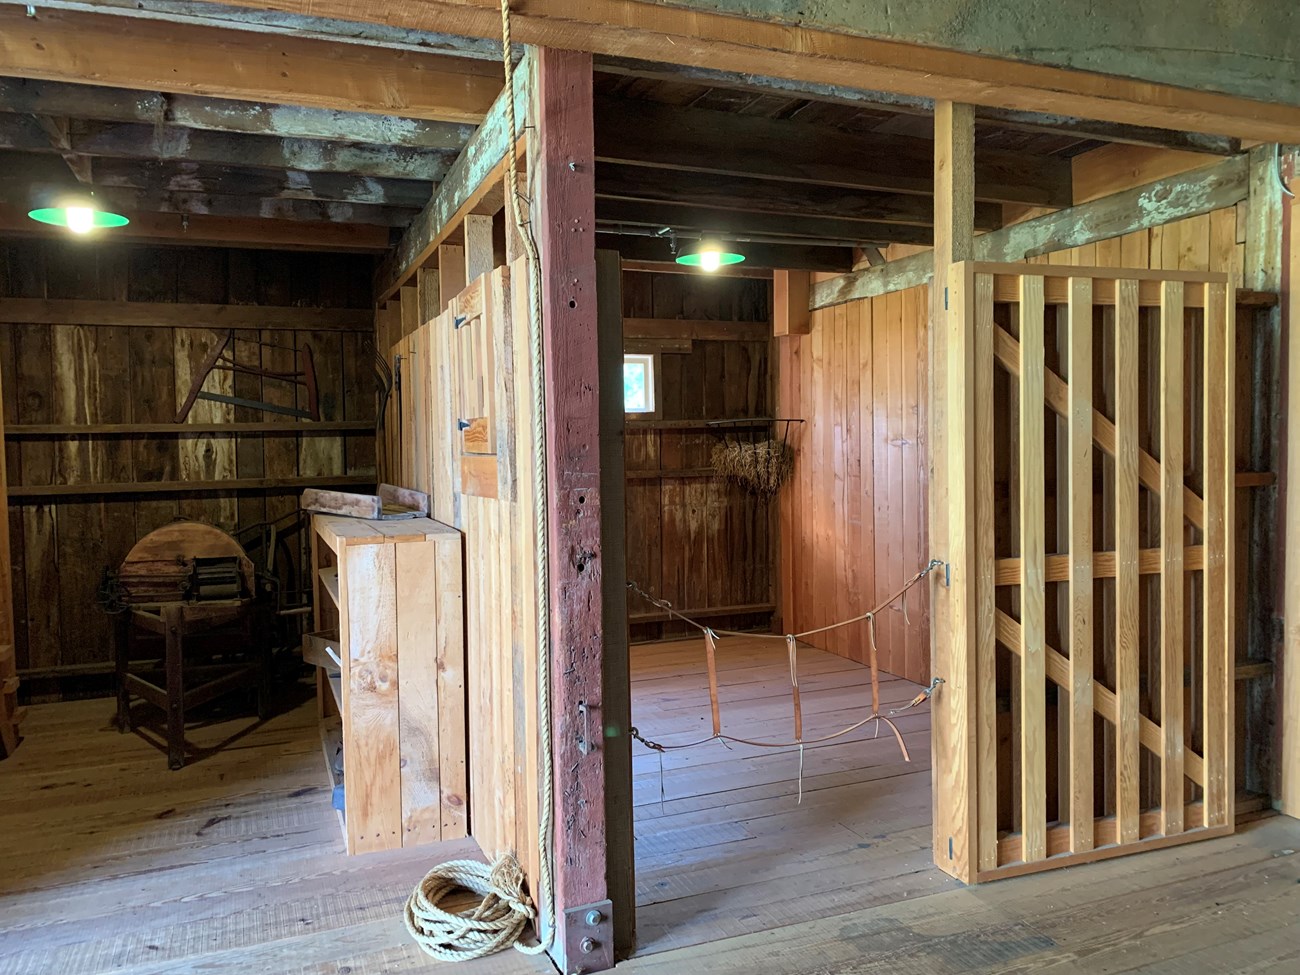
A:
[
  {"left": 776, "top": 281, "right": 929, "bottom": 684},
  {"left": 938, "top": 261, "right": 1236, "bottom": 882}
]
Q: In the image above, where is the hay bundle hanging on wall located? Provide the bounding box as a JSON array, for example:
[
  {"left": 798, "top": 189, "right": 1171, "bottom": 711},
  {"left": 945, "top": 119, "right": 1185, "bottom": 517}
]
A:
[{"left": 709, "top": 418, "right": 800, "bottom": 498}]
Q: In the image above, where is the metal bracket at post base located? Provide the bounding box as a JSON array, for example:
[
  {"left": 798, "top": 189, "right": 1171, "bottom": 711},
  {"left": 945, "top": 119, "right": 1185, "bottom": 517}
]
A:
[{"left": 558, "top": 899, "right": 614, "bottom": 974}]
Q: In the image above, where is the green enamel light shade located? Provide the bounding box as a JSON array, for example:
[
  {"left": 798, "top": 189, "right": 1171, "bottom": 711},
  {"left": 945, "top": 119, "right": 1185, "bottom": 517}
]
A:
[
  {"left": 28, "top": 207, "right": 130, "bottom": 230},
  {"left": 675, "top": 248, "right": 745, "bottom": 268}
]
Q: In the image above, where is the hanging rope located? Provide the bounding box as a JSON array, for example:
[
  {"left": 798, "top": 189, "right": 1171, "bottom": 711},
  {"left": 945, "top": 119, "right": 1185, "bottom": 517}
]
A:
[
  {"left": 402, "top": 5, "right": 555, "bottom": 963},
  {"left": 405, "top": 855, "right": 542, "bottom": 963}
]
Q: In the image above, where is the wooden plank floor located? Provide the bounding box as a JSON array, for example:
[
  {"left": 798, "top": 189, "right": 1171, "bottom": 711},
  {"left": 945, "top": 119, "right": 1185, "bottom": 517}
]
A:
[
  {"left": 629, "top": 635, "right": 946, "bottom": 956},
  {"left": 3, "top": 655, "right": 1297, "bottom": 975},
  {"left": 0, "top": 687, "right": 551, "bottom": 975}
]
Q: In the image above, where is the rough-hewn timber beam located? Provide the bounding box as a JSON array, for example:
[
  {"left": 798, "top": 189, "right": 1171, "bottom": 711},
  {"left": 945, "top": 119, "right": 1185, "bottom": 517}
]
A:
[
  {"left": 595, "top": 59, "right": 1243, "bottom": 157},
  {"left": 0, "top": 6, "right": 502, "bottom": 123},
  {"left": 595, "top": 198, "right": 932, "bottom": 247},
  {"left": 75, "top": 186, "right": 418, "bottom": 227},
  {"left": 811, "top": 154, "right": 1250, "bottom": 309},
  {"left": 597, "top": 163, "right": 1003, "bottom": 230},
  {"left": 208, "top": 0, "right": 1300, "bottom": 143},
  {"left": 5, "top": 0, "right": 505, "bottom": 61},
  {"left": 374, "top": 63, "right": 530, "bottom": 302},
  {"left": 0, "top": 79, "right": 475, "bottom": 151},
  {"left": 0, "top": 203, "right": 389, "bottom": 252},
  {"left": 0, "top": 151, "right": 434, "bottom": 209},
  {"left": 594, "top": 95, "right": 1072, "bottom": 207},
  {"left": 596, "top": 233, "right": 853, "bottom": 272},
  {"left": 0, "top": 298, "right": 371, "bottom": 330},
  {"left": 0, "top": 115, "right": 457, "bottom": 182}
]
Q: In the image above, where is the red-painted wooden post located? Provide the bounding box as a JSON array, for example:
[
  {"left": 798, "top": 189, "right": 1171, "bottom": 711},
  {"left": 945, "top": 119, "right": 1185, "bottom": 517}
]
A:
[{"left": 535, "top": 48, "right": 613, "bottom": 973}]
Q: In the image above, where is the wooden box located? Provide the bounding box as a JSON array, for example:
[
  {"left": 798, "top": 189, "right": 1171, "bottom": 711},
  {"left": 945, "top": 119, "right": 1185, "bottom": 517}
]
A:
[{"left": 309, "top": 513, "right": 466, "bottom": 854}]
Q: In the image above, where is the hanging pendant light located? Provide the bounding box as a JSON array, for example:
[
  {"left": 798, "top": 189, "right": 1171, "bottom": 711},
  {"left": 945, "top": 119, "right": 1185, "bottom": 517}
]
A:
[
  {"left": 675, "top": 238, "right": 745, "bottom": 272},
  {"left": 28, "top": 191, "right": 129, "bottom": 235}
]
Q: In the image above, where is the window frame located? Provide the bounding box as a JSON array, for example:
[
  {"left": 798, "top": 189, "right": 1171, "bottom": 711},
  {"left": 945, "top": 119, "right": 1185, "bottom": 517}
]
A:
[{"left": 622, "top": 352, "right": 657, "bottom": 415}]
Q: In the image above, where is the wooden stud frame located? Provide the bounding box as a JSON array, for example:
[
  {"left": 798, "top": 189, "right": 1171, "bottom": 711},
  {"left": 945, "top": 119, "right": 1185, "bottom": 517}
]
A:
[{"left": 936, "top": 261, "right": 1235, "bottom": 882}]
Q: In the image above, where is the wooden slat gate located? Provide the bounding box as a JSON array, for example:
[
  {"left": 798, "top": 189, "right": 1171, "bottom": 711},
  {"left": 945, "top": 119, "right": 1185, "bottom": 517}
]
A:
[{"left": 934, "top": 261, "right": 1235, "bottom": 881}]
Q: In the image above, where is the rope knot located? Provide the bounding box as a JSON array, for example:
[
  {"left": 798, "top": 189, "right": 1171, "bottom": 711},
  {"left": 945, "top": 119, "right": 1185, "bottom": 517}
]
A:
[{"left": 405, "top": 853, "right": 545, "bottom": 962}]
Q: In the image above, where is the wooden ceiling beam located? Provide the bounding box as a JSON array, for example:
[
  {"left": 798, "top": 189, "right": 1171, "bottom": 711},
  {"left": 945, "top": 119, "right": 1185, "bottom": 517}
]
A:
[
  {"left": 597, "top": 233, "right": 852, "bottom": 272},
  {"left": 0, "top": 78, "right": 475, "bottom": 151},
  {"left": 0, "top": 115, "right": 456, "bottom": 182},
  {"left": 596, "top": 163, "right": 1003, "bottom": 230},
  {"left": 206, "top": 0, "right": 1300, "bottom": 142},
  {"left": 595, "top": 198, "right": 933, "bottom": 247},
  {"left": 77, "top": 186, "right": 418, "bottom": 227},
  {"left": 595, "top": 59, "right": 1243, "bottom": 156},
  {"left": 594, "top": 94, "right": 1073, "bottom": 207},
  {"left": 0, "top": 6, "right": 502, "bottom": 124},
  {"left": 0, "top": 203, "right": 390, "bottom": 252},
  {"left": 810, "top": 154, "right": 1250, "bottom": 309},
  {"left": 0, "top": 151, "right": 434, "bottom": 209}
]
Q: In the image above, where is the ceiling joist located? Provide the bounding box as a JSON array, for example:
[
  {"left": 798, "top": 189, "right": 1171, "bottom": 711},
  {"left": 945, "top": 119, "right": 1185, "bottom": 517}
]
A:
[
  {"left": 596, "top": 59, "right": 1244, "bottom": 157},
  {"left": 0, "top": 6, "right": 503, "bottom": 124},
  {"left": 0, "top": 78, "right": 476, "bottom": 151},
  {"left": 0, "top": 202, "right": 390, "bottom": 251},
  {"left": 0, "top": 115, "right": 456, "bottom": 182},
  {"left": 204, "top": 0, "right": 1300, "bottom": 142},
  {"left": 594, "top": 95, "right": 1074, "bottom": 207},
  {"left": 596, "top": 163, "right": 1004, "bottom": 230}
]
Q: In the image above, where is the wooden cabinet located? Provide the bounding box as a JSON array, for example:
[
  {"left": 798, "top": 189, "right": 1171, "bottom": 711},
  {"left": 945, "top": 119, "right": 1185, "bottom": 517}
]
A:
[{"left": 308, "top": 514, "right": 466, "bottom": 854}]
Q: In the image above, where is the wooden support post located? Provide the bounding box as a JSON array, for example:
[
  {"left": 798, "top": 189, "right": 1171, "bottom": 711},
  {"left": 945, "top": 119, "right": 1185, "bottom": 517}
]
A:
[
  {"left": 1159, "top": 280, "right": 1186, "bottom": 836},
  {"left": 1283, "top": 150, "right": 1300, "bottom": 818},
  {"left": 535, "top": 48, "right": 614, "bottom": 972},
  {"left": 1115, "top": 278, "right": 1142, "bottom": 843},
  {"left": 1019, "top": 274, "right": 1047, "bottom": 863},
  {"left": 1067, "top": 277, "right": 1095, "bottom": 853},
  {"left": 930, "top": 100, "right": 977, "bottom": 883},
  {"left": 464, "top": 213, "right": 495, "bottom": 283},
  {"left": 773, "top": 269, "right": 811, "bottom": 336},
  {"left": 438, "top": 244, "right": 467, "bottom": 313}
]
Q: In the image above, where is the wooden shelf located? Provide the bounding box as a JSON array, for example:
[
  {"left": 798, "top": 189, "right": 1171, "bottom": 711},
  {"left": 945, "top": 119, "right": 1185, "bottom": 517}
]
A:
[
  {"left": 5, "top": 421, "right": 373, "bottom": 437},
  {"left": 9, "top": 475, "right": 375, "bottom": 499},
  {"left": 307, "top": 511, "right": 465, "bottom": 854},
  {"left": 318, "top": 568, "right": 340, "bottom": 609}
]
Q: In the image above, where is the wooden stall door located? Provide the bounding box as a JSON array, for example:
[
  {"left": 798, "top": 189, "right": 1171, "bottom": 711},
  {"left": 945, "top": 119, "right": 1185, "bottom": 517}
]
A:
[{"left": 934, "top": 261, "right": 1236, "bottom": 882}]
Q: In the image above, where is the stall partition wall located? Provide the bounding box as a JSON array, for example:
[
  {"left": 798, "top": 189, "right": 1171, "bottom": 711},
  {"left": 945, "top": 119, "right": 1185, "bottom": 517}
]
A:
[
  {"left": 0, "top": 241, "right": 375, "bottom": 697},
  {"left": 384, "top": 259, "right": 543, "bottom": 893},
  {"left": 776, "top": 285, "right": 932, "bottom": 686},
  {"left": 934, "top": 262, "right": 1236, "bottom": 883}
]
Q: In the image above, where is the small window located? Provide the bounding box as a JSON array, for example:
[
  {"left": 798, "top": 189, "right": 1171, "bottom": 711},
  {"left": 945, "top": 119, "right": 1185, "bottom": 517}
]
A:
[{"left": 623, "top": 353, "right": 656, "bottom": 414}]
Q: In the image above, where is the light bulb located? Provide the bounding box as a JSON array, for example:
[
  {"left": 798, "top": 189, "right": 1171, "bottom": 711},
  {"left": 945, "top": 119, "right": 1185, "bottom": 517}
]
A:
[
  {"left": 66, "top": 206, "right": 95, "bottom": 234},
  {"left": 699, "top": 249, "right": 721, "bottom": 272}
]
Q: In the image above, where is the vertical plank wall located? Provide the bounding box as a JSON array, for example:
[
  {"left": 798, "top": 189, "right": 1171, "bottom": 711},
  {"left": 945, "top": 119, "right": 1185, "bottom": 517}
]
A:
[
  {"left": 776, "top": 285, "right": 932, "bottom": 685},
  {"left": 0, "top": 239, "right": 376, "bottom": 699},
  {"left": 388, "top": 259, "right": 543, "bottom": 893},
  {"left": 777, "top": 205, "right": 1249, "bottom": 693},
  {"left": 622, "top": 269, "right": 775, "bottom": 642}
]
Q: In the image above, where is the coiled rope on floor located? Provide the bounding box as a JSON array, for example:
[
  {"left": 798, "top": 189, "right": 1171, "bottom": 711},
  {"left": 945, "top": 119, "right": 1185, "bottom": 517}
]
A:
[{"left": 404, "top": 855, "right": 542, "bottom": 963}]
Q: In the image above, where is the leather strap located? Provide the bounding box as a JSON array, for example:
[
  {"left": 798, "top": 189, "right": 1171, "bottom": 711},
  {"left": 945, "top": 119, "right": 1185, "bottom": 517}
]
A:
[
  {"left": 787, "top": 634, "right": 803, "bottom": 741},
  {"left": 703, "top": 628, "right": 722, "bottom": 737}
]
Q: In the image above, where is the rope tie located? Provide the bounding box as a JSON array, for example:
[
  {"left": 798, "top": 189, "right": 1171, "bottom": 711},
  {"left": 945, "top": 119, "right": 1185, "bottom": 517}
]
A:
[{"left": 405, "top": 855, "right": 547, "bottom": 963}]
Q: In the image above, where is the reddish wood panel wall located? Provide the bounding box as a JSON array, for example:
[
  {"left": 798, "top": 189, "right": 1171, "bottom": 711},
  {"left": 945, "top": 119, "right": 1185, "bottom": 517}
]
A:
[
  {"left": 622, "top": 270, "right": 776, "bottom": 643},
  {"left": 778, "top": 285, "right": 931, "bottom": 685},
  {"left": 0, "top": 239, "right": 375, "bottom": 699}
]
